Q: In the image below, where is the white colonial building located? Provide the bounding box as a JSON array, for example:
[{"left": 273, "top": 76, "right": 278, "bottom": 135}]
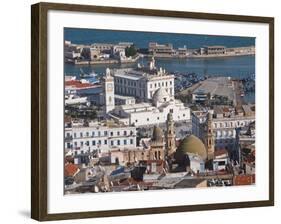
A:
[
  {"left": 110, "top": 87, "right": 190, "bottom": 127},
  {"left": 100, "top": 59, "right": 190, "bottom": 127},
  {"left": 65, "top": 120, "right": 137, "bottom": 155},
  {"left": 192, "top": 105, "right": 255, "bottom": 150},
  {"left": 113, "top": 57, "right": 174, "bottom": 101}
]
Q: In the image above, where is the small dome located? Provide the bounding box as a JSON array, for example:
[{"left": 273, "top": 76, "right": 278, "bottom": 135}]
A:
[
  {"left": 153, "top": 88, "right": 170, "bottom": 105},
  {"left": 151, "top": 126, "right": 163, "bottom": 142},
  {"left": 175, "top": 135, "right": 207, "bottom": 161}
]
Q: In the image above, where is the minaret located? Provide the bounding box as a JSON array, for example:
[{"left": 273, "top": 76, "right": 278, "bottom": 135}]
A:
[
  {"left": 166, "top": 112, "right": 176, "bottom": 156},
  {"left": 204, "top": 112, "right": 215, "bottom": 160},
  {"left": 103, "top": 68, "right": 115, "bottom": 114}
]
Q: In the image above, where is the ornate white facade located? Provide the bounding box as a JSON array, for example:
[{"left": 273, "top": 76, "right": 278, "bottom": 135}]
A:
[
  {"left": 111, "top": 87, "right": 190, "bottom": 127},
  {"left": 102, "top": 59, "right": 190, "bottom": 127},
  {"left": 113, "top": 58, "right": 174, "bottom": 101}
]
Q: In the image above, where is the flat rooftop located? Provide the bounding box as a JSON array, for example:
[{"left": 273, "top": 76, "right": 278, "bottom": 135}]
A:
[
  {"left": 114, "top": 69, "right": 144, "bottom": 80},
  {"left": 193, "top": 77, "right": 234, "bottom": 101},
  {"left": 114, "top": 68, "right": 173, "bottom": 81},
  {"left": 120, "top": 102, "right": 153, "bottom": 110},
  {"left": 115, "top": 94, "right": 135, "bottom": 100}
]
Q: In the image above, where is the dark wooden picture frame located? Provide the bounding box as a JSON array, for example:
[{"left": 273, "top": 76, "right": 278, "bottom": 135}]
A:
[{"left": 31, "top": 2, "right": 274, "bottom": 221}]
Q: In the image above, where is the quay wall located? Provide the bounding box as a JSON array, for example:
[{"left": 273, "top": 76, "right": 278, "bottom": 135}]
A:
[
  {"left": 148, "top": 46, "right": 255, "bottom": 59},
  {"left": 67, "top": 55, "right": 140, "bottom": 65}
]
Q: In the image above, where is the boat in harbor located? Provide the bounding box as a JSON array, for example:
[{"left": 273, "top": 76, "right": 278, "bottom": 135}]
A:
[
  {"left": 65, "top": 75, "right": 76, "bottom": 81},
  {"left": 87, "top": 78, "right": 100, "bottom": 84},
  {"left": 79, "top": 68, "right": 98, "bottom": 78},
  {"left": 65, "top": 94, "right": 88, "bottom": 105}
]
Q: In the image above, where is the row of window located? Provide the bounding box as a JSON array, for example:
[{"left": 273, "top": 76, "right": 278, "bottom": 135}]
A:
[
  {"left": 115, "top": 78, "right": 145, "bottom": 88},
  {"left": 115, "top": 85, "right": 146, "bottom": 98},
  {"left": 134, "top": 113, "right": 186, "bottom": 123},
  {"left": 115, "top": 78, "right": 173, "bottom": 92},
  {"left": 115, "top": 86, "right": 137, "bottom": 95},
  {"left": 214, "top": 131, "right": 235, "bottom": 138},
  {"left": 215, "top": 139, "right": 235, "bottom": 144},
  {"left": 70, "top": 139, "right": 134, "bottom": 148},
  {"left": 116, "top": 78, "right": 137, "bottom": 87},
  {"left": 149, "top": 80, "right": 173, "bottom": 89},
  {"left": 66, "top": 130, "right": 134, "bottom": 138},
  {"left": 213, "top": 120, "right": 251, "bottom": 129}
]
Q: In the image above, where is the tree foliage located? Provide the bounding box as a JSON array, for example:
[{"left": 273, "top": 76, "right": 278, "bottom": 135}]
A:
[{"left": 125, "top": 46, "right": 137, "bottom": 57}]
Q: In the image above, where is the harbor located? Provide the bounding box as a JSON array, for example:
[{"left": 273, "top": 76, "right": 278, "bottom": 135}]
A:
[
  {"left": 65, "top": 55, "right": 255, "bottom": 103},
  {"left": 65, "top": 39, "right": 255, "bottom": 65},
  {"left": 64, "top": 28, "right": 256, "bottom": 195}
]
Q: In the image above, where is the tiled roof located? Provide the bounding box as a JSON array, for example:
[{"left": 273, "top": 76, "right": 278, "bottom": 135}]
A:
[
  {"left": 65, "top": 80, "right": 99, "bottom": 89},
  {"left": 233, "top": 175, "right": 254, "bottom": 185},
  {"left": 65, "top": 163, "right": 79, "bottom": 177}
]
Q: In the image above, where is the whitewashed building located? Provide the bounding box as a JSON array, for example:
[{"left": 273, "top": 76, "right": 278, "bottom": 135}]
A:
[
  {"left": 213, "top": 149, "right": 229, "bottom": 171},
  {"left": 113, "top": 57, "right": 174, "bottom": 101},
  {"left": 188, "top": 153, "right": 205, "bottom": 173},
  {"left": 192, "top": 105, "right": 255, "bottom": 149},
  {"left": 65, "top": 120, "right": 137, "bottom": 155},
  {"left": 111, "top": 87, "right": 190, "bottom": 127},
  {"left": 101, "top": 60, "right": 190, "bottom": 127},
  {"left": 114, "top": 94, "right": 136, "bottom": 106}
]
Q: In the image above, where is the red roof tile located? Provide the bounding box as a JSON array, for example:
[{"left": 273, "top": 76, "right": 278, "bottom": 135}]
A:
[
  {"left": 65, "top": 80, "right": 99, "bottom": 89},
  {"left": 233, "top": 175, "right": 254, "bottom": 185},
  {"left": 64, "top": 163, "right": 79, "bottom": 177}
]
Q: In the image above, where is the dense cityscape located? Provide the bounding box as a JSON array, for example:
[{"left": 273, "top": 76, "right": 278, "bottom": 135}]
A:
[{"left": 64, "top": 36, "right": 255, "bottom": 194}]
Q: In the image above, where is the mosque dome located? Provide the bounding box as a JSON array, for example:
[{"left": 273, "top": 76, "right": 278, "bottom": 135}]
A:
[
  {"left": 152, "top": 88, "right": 170, "bottom": 105},
  {"left": 175, "top": 135, "right": 207, "bottom": 162},
  {"left": 151, "top": 126, "right": 163, "bottom": 142}
]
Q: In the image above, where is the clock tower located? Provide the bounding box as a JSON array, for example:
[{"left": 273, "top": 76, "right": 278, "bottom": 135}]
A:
[{"left": 103, "top": 68, "right": 115, "bottom": 114}]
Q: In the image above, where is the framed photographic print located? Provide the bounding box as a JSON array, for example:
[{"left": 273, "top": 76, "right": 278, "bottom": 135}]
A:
[{"left": 31, "top": 2, "right": 274, "bottom": 221}]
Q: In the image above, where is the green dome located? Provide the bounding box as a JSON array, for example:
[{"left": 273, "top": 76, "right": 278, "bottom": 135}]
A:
[{"left": 175, "top": 135, "right": 207, "bottom": 161}]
